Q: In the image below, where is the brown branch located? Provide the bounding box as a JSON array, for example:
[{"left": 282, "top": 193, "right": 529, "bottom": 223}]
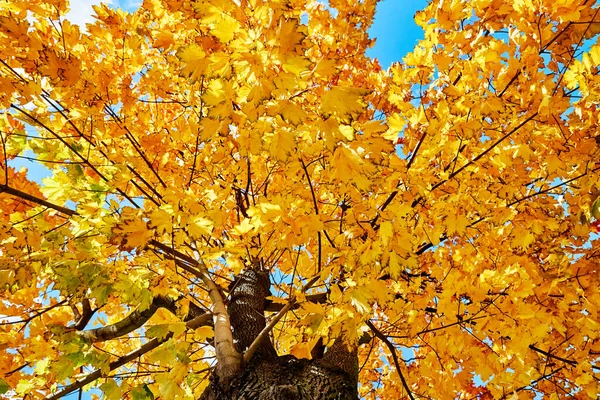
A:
[
  {"left": 149, "top": 241, "right": 209, "bottom": 278},
  {"left": 77, "top": 296, "right": 208, "bottom": 342},
  {"left": 188, "top": 80, "right": 205, "bottom": 189},
  {"left": 5, "top": 362, "right": 30, "bottom": 377},
  {"left": 498, "top": 70, "right": 522, "bottom": 98},
  {"left": 554, "top": 8, "right": 600, "bottom": 96},
  {"left": 406, "top": 128, "right": 427, "bottom": 171},
  {"left": 507, "top": 168, "right": 597, "bottom": 207},
  {"left": 376, "top": 114, "right": 537, "bottom": 224},
  {"left": 79, "top": 296, "right": 175, "bottom": 342},
  {"left": 366, "top": 320, "right": 415, "bottom": 400},
  {"left": 1, "top": 130, "right": 8, "bottom": 184},
  {"left": 72, "top": 299, "right": 93, "bottom": 330},
  {"left": 300, "top": 157, "right": 322, "bottom": 272},
  {"left": 0, "top": 184, "right": 77, "bottom": 216},
  {"left": 386, "top": 314, "right": 489, "bottom": 339},
  {"left": 243, "top": 298, "right": 295, "bottom": 364},
  {"left": 264, "top": 292, "right": 328, "bottom": 312},
  {"left": 540, "top": 22, "right": 573, "bottom": 52},
  {"left": 45, "top": 312, "right": 211, "bottom": 400},
  {"left": 528, "top": 344, "right": 578, "bottom": 366}
]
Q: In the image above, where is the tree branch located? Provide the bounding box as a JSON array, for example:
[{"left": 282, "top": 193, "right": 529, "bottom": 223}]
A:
[
  {"left": 0, "top": 184, "right": 77, "bottom": 216},
  {"left": 72, "top": 299, "right": 94, "bottom": 331},
  {"left": 528, "top": 344, "right": 578, "bottom": 366},
  {"left": 499, "top": 367, "right": 564, "bottom": 399},
  {"left": 300, "top": 157, "right": 322, "bottom": 272},
  {"left": 78, "top": 296, "right": 184, "bottom": 342},
  {"left": 367, "top": 320, "right": 415, "bottom": 400},
  {"left": 430, "top": 112, "right": 538, "bottom": 193},
  {"left": 243, "top": 298, "right": 295, "bottom": 364},
  {"left": 148, "top": 240, "right": 241, "bottom": 381},
  {"left": 264, "top": 292, "right": 327, "bottom": 312}
]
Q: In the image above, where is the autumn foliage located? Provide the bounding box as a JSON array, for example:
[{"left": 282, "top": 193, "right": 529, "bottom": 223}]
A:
[{"left": 1, "top": 0, "right": 600, "bottom": 398}]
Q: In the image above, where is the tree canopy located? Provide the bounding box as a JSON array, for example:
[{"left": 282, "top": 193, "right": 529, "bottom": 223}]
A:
[{"left": 1, "top": 0, "right": 600, "bottom": 398}]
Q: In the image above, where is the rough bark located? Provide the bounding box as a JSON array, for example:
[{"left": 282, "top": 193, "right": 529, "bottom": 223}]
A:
[{"left": 201, "top": 269, "right": 359, "bottom": 400}]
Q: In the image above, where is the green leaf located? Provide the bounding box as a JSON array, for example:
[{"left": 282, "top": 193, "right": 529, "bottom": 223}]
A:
[
  {"left": 131, "top": 384, "right": 155, "bottom": 400},
  {"left": 100, "top": 380, "right": 122, "bottom": 400},
  {"left": 0, "top": 378, "right": 10, "bottom": 395},
  {"left": 146, "top": 324, "right": 171, "bottom": 340},
  {"left": 591, "top": 197, "right": 600, "bottom": 220}
]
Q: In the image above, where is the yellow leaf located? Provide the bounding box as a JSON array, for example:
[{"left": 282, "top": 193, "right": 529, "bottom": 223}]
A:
[
  {"left": 178, "top": 44, "right": 209, "bottom": 81},
  {"left": 233, "top": 219, "right": 254, "bottom": 235},
  {"left": 511, "top": 229, "right": 534, "bottom": 250},
  {"left": 210, "top": 13, "right": 239, "bottom": 43},
  {"left": 349, "top": 287, "right": 372, "bottom": 314},
  {"left": 194, "top": 326, "right": 214, "bottom": 342},
  {"left": 290, "top": 342, "right": 312, "bottom": 359},
  {"left": 187, "top": 216, "right": 213, "bottom": 238},
  {"left": 446, "top": 213, "right": 469, "bottom": 236},
  {"left": 589, "top": 44, "right": 600, "bottom": 65},
  {"left": 16, "top": 380, "right": 33, "bottom": 395},
  {"left": 379, "top": 221, "right": 393, "bottom": 247},
  {"left": 282, "top": 55, "right": 311, "bottom": 76},
  {"left": 338, "top": 125, "right": 354, "bottom": 141},
  {"left": 384, "top": 113, "right": 405, "bottom": 141},
  {"left": 321, "top": 86, "right": 370, "bottom": 119},
  {"left": 388, "top": 251, "right": 402, "bottom": 279},
  {"left": 114, "top": 219, "right": 154, "bottom": 249}
]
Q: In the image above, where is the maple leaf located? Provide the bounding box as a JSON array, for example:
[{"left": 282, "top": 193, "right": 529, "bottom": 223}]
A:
[
  {"left": 178, "top": 44, "right": 209, "bottom": 81},
  {"left": 320, "top": 86, "right": 370, "bottom": 120}
]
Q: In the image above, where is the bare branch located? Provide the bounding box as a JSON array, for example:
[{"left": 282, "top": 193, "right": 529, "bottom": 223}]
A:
[
  {"left": 78, "top": 296, "right": 208, "bottom": 342},
  {"left": 264, "top": 292, "right": 327, "bottom": 312},
  {"left": 300, "top": 157, "right": 322, "bottom": 272},
  {"left": 72, "top": 299, "right": 94, "bottom": 330},
  {"left": 528, "top": 344, "right": 578, "bottom": 366},
  {"left": 367, "top": 320, "right": 415, "bottom": 400},
  {"left": 243, "top": 298, "right": 295, "bottom": 364},
  {"left": 0, "top": 184, "right": 77, "bottom": 216},
  {"left": 80, "top": 297, "right": 172, "bottom": 342}
]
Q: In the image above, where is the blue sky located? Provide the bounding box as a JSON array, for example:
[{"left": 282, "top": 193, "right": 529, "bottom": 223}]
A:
[{"left": 367, "top": 0, "right": 428, "bottom": 68}]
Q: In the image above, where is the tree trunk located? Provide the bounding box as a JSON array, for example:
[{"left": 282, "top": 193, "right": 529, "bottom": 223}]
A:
[{"left": 201, "top": 269, "right": 358, "bottom": 400}]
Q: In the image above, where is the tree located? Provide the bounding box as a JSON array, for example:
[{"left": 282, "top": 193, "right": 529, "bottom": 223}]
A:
[{"left": 1, "top": 0, "right": 600, "bottom": 398}]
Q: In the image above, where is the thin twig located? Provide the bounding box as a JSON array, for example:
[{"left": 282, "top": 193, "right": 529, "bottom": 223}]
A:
[
  {"left": 300, "top": 157, "right": 322, "bottom": 272},
  {"left": 528, "top": 344, "right": 577, "bottom": 366}
]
